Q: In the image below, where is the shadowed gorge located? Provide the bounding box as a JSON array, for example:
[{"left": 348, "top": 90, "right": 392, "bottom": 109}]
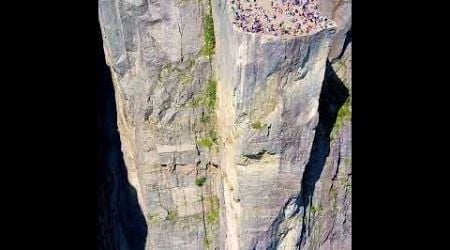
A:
[
  {"left": 96, "top": 21, "right": 148, "bottom": 250},
  {"left": 246, "top": 59, "right": 351, "bottom": 250},
  {"left": 297, "top": 60, "right": 350, "bottom": 247}
]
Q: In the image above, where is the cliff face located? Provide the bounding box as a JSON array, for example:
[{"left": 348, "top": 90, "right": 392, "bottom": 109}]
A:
[
  {"left": 212, "top": 1, "right": 336, "bottom": 249},
  {"left": 99, "top": 0, "right": 351, "bottom": 249},
  {"left": 99, "top": 0, "right": 222, "bottom": 249},
  {"left": 298, "top": 1, "right": 351, "bottom": 248},
  {"left": 318, "top": 0, "right": 351, "bottom": 61},
  {"left": 96, "top": 41, "right": 147, "bottom": 250}
]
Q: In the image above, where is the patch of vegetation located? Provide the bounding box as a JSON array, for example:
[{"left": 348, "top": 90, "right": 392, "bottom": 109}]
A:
[
  {"left": 148, "top": 213, "right": 160, "bottom": 224},
  {"left": 180, "top": 73, "right": 193, "bottom": 85},
  {"left": 191, "top": 78, "right": 217, "bottom": 111},
  {"left": 206, "top": 195, "right": 220, "bottom": 224},
  {"left": 201, "top": 115, "right": 210, "bottom": 123},
  {"left": 198, "top": 131, "right": 218, "bottom": 150},
  {"left": 198, "top": 137, "right": 214, "bottom": 150},
  {"left": 204, "top": 236, "right": 212, "bottom": 249},
  {"left": 195, "top": 176, "right": 207, "bottom": 187},
  {"left": 203, "top": 193, "right": 218, "bottom": 249},
  {"left": 205, "top": 78, "right": 217, "bottom": 110},
  {"left": 166, "top": 210, "right": 178, "bottom": 221},
  {"left": 251, "top": 121, "right": 265, "bottom": 130},
  {"left": 209, "top": 195, "right": 219, "bottom": 207},
  {"left": 191, "top": 95, "right": 202, "bottom": 108},
  {"left": 162, "top": 62, "right": 174, "bottom": 73},
  {"left": 330, "top": 188, "right": 339, "bottom": 211},
  {"left": 186, "top": 58, "right": 196, "bottom": 69},
  {"left": 332, "top": 97, "right": 351, "bottom": 139},
  {"left": 310, "top": 205, "right": 322, "bottom": 214},
  {"left": 159, "top": 58, "right": 196, "bottom": 85},
  {"left": 203, "top": 7, "right": 215, "bottom": 57},
  {"left": 207, "top": 210, "right": 219, "bottom": 224},
  {"left": 211, "top": 131, "right": 218, "bottom": 143},
  {"left": 344, "top": 157, "right": 352, "bottom": 167}
]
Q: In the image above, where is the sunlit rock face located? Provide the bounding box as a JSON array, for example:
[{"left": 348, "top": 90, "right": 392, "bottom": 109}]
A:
[
  {"left": 99, "top": 0, "right": 222, "bottom": 249},
  {"left": 99, "top": 0, "right": 351, "bottom": 249},
  {"left": 212, "top": 0, "right": 336, "bottom": 248}
]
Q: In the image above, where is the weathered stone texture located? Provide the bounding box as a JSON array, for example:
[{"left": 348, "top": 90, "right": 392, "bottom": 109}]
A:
[{"left": 99, "top": 0, "right": 351, "bottom": 249}]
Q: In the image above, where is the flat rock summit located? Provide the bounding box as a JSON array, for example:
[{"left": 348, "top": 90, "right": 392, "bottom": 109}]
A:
[{"left": 229, "top": 0, "right": 335, "bottom": 36}]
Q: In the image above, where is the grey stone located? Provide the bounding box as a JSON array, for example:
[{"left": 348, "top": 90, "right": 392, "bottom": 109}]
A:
[{"left": 99, "top": 0, "right": 351, "bottom": 249}]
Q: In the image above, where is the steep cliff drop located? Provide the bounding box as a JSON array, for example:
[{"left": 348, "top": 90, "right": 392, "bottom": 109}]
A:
[
  {"left": 96, "top": 21, "right": 148, "bottom": 250},
  {"left": 99, "top": 0, "right": 351, "bottom": 249},
  {"left": 99, "top": 1, "right": 223, "bottom": 248},
  {"left": 212, "top": 1, "right": 336, "bottom": 249}
]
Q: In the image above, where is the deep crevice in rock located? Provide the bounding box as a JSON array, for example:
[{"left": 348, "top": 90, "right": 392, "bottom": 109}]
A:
[
  {"left": 96, "top": 21, "right": 148, "bottom": 250},
  {"left": 296, "top": 59, "right": 349, "bottom": 247},
  {"left": 331, "top": 26, "right": 352, "bottom": 63},
  {"left": 249, "top": 59, "right": 349, "bottom": 250},
  {"left": 243, "top": 150, "right": 269, "bottom": 160}
]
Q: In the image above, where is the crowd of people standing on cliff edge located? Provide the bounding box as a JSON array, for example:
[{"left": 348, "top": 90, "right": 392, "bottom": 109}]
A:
[{"left": 229, "top": 0, "right": 334, "bottom": 36}]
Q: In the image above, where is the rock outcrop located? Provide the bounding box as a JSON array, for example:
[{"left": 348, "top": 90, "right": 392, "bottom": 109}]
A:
[
  {"left": 318, "top": 0, "right": 351, "bottom": 61},
  {"left": 99, "top": 0, "right": 222, "bottom": 249},
  {"left": 211, "top": 1, "right": 337, "bottom": 249},
  {"left": 98, "top": 0, "right": 351, "bottom": 249},
  {"left": 97, "top": 42, "right": 147, "bottom": 250}
]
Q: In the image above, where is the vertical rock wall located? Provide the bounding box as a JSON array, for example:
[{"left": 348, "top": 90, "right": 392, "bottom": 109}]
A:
[
  {"left": 99, "top": 0, "right": 222, "bottom": 249},
  {"left": 211, "top": 1, "right": 336, "bottom": 249},
  {"left": 99, "top": 0, "right": 351, "bottom": 249}
]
